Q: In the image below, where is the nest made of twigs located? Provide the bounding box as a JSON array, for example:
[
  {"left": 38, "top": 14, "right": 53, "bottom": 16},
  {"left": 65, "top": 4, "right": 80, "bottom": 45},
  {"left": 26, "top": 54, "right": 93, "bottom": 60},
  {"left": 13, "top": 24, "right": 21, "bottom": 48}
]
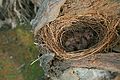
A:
[{"left": 38, "top": 15, "right": 119, "bottom": 60}]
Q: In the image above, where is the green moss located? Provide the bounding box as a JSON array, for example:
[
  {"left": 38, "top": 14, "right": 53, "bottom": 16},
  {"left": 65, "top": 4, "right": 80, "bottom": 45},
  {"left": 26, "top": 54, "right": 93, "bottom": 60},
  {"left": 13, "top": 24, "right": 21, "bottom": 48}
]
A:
[
  {"left": 15, "top": 24, "right": 33, "bottom": 47},
  {"left": 21, "top": 62, "right": 44, "bottom": 80},
  {"left": 5, "top": 74, "right": 17, "bottom": 79},
  {"left": 0, "top": 75, "right": 4, "bottom": 79},
  {"left": 0, "top": 64, "right": 3, "bottom": 70},
  {"left": 0, "top": 24, "right": 44, "bottom": 80}
]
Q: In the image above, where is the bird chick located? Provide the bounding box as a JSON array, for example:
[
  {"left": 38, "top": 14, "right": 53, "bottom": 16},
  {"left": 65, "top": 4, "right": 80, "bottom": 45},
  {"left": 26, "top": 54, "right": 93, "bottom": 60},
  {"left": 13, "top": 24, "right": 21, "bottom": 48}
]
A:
[
  {"left": 83, "top": 29, "right": 93, "bottom": 41},
  {"left": 64, "top": 29, "right": 94, "bottom": 52}
]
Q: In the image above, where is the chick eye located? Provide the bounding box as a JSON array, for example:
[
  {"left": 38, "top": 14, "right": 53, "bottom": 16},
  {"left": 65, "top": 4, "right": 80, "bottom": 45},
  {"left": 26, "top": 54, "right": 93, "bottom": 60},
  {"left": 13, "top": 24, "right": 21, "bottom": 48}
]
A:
[
  {"left": 89, "top": 34, "right": 93, "bottom": 38},
  {"left": 89, "top": 35, "right": 92, "bottom": 38},
  {"left": 76, "top": 42, "right": 80, "bottom": 44}
]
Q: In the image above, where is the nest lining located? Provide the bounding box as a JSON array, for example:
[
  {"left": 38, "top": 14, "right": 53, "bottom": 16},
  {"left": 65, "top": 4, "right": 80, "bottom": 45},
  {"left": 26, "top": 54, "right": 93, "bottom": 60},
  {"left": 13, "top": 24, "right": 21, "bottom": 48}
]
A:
[{"left": 60, "top": 22, "right": 100, "bottom": 52}]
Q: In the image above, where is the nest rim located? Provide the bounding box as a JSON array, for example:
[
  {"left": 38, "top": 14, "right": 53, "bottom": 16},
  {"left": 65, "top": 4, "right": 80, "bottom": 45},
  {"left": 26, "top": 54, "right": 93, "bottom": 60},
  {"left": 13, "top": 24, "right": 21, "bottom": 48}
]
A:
[{"left": 39, "top": 15, "right": 119, "bottom": 60}]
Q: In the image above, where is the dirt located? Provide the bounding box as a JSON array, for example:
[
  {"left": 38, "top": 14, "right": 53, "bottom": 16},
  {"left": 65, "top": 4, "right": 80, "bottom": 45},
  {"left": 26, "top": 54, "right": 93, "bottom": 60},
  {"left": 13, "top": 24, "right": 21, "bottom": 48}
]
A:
[{"left": 0, "top": 52, "right": 24, "bottom": 80}]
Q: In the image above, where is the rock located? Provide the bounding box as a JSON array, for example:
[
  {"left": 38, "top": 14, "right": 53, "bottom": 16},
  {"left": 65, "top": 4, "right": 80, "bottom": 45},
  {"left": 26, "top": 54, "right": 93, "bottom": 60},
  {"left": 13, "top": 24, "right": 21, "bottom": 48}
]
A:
[
  {"left": 58, "top": 68, "right": 112, "bottom": 80},
  {"left": 60, "top": 68, "right": 79, "bottom": 80}
]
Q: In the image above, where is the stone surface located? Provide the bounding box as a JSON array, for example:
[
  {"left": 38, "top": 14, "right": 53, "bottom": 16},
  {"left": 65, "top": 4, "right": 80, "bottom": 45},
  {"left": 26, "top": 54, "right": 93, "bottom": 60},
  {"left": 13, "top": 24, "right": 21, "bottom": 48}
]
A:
[
  {"left": 60, "top": 68, "right": 79, "bottom": 80},
  {"left": 57, "top": 68, "right": 114, "bottom": 80}
]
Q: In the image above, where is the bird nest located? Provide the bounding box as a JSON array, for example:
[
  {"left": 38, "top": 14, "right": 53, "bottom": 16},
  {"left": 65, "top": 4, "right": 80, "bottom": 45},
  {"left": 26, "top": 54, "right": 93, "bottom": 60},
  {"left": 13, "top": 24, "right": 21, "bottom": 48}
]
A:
[{"left": 39, "top": 16, "right": 119, "bottom": 60}]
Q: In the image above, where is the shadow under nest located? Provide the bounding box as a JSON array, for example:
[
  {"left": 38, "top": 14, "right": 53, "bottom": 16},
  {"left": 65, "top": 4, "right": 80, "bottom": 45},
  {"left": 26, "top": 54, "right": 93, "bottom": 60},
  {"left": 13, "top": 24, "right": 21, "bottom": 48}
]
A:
[{"left": 38, "top": 16, "right": 118, "bottom": 60}]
